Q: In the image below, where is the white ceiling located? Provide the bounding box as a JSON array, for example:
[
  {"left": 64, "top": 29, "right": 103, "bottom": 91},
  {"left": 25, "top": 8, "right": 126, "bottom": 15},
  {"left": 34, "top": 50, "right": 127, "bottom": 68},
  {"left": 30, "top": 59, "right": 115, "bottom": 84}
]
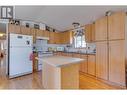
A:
[{"left": 15, "top": 6, "right": 127, "bottom": 31}]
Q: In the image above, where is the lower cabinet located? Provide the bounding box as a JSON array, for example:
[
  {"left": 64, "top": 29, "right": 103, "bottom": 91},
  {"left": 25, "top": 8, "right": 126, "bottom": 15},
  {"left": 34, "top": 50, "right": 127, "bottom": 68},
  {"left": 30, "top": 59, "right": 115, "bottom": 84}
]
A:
[
  {"left": 109, "top": 40, "right": 125, "bottom": 86},
  {"left": 80, "top": 55, "right": 88, "bottom": 73},
  {"left": 96, "top": 41, "right": 108, "bottom": 80},
  {"left": 88, "top": 55, "right": 96, "bottom": 76}
]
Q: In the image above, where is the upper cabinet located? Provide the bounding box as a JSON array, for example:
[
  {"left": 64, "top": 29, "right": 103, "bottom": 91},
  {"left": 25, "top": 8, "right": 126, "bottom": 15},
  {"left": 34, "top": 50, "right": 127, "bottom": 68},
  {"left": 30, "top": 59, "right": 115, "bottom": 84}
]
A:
[
  {"left": 30, "top": 28, "right": 36, "bottom": 43},
  {"left": 36, "top": 29, "right": 43, "bottom": 37},
  {"left": 91, "top": 23, "right": 95, "bottom": 42},
  {"left": 95, "top": 16, "right": 108, "bottom": 41},
  {"left": 85, "top": 24, "right": 95, "bottom": 43},
  {"left": 85, "top": 24, "right": 92, "bottom": 42},
  {"left": 60, "top": 31, "right": 73, "bottom": 44},
  {"left": 48, "top": 32, "right": 55, "bottom": 44},
  {"left": 8, "top": 24, "right": 21, "bottom": 34},
  {"left": 42, "top": 30, "right": 50, "bottom": 38},
  {"left": 21, "top": 26, "right": 31, "bottom": 35},
  {"left": 108, "top": 12, "right": 125, "bottom": 40}
]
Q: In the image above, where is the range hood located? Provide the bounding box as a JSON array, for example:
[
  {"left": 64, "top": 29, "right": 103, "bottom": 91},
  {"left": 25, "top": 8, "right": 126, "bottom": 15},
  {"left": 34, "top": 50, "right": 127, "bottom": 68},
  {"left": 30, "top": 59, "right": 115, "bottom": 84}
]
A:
[{"left": 36, "top": 36, "right": 49, "bottom": 40}]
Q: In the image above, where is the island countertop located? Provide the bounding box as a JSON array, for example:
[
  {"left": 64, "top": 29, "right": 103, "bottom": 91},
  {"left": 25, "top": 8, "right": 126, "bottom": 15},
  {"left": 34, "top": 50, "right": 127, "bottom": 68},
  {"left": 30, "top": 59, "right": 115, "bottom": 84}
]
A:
[{"left": 36, "top": 55, "right": 84, "bottom": 67}]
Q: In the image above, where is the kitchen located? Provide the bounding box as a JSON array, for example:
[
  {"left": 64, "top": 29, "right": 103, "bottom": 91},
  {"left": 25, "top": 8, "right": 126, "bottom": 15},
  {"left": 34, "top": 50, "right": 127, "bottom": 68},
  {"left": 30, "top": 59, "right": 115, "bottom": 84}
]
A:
[{"left": 0, "top": 6, "right": 126, "bottom": 89}]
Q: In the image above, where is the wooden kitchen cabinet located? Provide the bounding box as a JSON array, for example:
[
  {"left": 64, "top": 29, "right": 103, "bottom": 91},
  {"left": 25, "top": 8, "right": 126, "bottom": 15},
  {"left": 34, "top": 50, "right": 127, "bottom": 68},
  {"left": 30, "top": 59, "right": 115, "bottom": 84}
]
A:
[
  {"left": 87, "top": 55, "right": 96, "bottom": 76},
  {"left": 85, "top": 24, "right": 92, "bottom": 42},
  {"left": 33, "top": 52, "right": 38, "bottom": 72},
  {"left": 8, "top": 24, "right": 21, "bottom": 34},
  {"left": 36, "top": 29, "right": 41, "bottom": 37},
  {"left": 95, "top": 16, "right": 108, "bottom": 41},
  {"left": 91, "top": 23, "right": 95, "bottom": 42},
  {"left": 31, "top": 28, "right": 36, "bottom": 43},
  {"left": 108, "top": 12, "right": 125, "bottom": 40},
  {"left": 96, "top": 41, "right": 108, "bottom": 80},
  {"left": 43, "top": 30, "right": 49, "bottom": 37},
  {"left": 60, "top": 31, "right": 72, "bottom": 44},
  {"left": 109, "top": 40, "right": 125, "bottom": 86},
  {"left": 72, "top": 53, "right": 80, "bottom": 58},
  {"left": 21, "top": 26, "right": 31, "bottom": 35},
  {"left": 54, "top": 32, "right": 61, "bottom": 44},
  {"left": 80, "top": 54, "right": 88, "bottom": 73},
  {"left": 48, "top": 32, "right": 55, "bottom": 44},
  {"left": 85, "top": 24, "right": 95, "bottom": 43}
]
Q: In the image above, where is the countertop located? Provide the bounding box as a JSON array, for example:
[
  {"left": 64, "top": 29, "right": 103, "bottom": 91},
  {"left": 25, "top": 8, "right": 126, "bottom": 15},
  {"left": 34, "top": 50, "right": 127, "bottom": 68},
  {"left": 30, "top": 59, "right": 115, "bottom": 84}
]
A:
[
  {"left": 55, "top": 51, "right": 96, "bottom": 55},
  {"left": 36, "top": 55, "right": 84, "bottom": 67}
]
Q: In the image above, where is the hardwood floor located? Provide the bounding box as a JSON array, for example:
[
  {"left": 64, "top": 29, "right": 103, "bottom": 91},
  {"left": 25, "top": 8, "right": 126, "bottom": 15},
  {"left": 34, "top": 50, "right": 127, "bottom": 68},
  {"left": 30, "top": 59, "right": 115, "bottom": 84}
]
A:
[
  {"left": 0, "top": 57, "right": 125, "bottom": 89},
  {"left": 79, "top": 72, "right": 125, "bottom": 89}
]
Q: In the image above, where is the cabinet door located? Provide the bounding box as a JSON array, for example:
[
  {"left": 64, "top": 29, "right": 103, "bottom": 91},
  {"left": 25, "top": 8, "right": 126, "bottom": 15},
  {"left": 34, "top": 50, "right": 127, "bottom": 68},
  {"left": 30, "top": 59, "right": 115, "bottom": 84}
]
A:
[
  {"left": 8, "top": 24, "right": 21, "bottom": 34},
  {"left": 48, "top": 32, "right": 55, "bottom": 44},
  {"left": 96, "top": 41, "right": 108, "bottom": 80},
  {"left": 80, "top": 54, "right": 88, "bottom": 73},
  {"left": 91, "top": 23, "right": 95, "bottom": 42},
  {"left": 54, "top": 32, "right": 60, "bottom": 44},
  {"left": 31, "top": 28, "right": 36, "bottom": 43},
  {"left": 108, "top": 12, "right": 125, "bottom": 40},
  {"left": 21, "top": 26, "right": 31, "bottom": 35},
  {"left": 95, "top": 16, "right": 108, "bottom": 41},
  {"left": 88, "top": 55, "right": 96, "bottom": 76},
  {"left": 85, "top": 24, "right": 92, "bottom": 42},
  {"left": 109, "top": 40, "right": 125, "bottom": 86},
  {"left": 43, "top": 30, "right": 49, "bottom": 37}
]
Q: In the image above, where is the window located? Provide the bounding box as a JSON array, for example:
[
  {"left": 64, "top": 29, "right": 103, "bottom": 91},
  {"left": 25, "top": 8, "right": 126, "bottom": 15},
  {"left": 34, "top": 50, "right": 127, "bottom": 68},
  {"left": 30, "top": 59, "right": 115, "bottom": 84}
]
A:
[{"left": 74, "top": 35, "right": 86, "bottom": 48}]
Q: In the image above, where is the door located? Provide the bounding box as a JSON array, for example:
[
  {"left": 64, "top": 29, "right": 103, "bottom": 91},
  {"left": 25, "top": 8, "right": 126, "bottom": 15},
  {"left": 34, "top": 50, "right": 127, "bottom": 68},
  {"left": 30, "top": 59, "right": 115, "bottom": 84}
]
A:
[
  {"left": 80, "top": 54, "right": 88, "bottom": 73},
  {"left": 96, "top": 41, "right": 108, "bottom": 80},
  {"left": 8, "top": 24, "right": 21, "bottom": 34},
  {"left": 9, "top": 47, "right": 32, "bottom": 77},
  {"left": 88, "top": 55, "right": 96, "bottom": 76},
  {"left": 48, "top": 32, "right": 55, "bottom": 44},
  {"left": 109, "top": 40, "right": 125, "bottom": 86},
  {"left": 21, "top": 26, "right": 31, "bottom": 35},
  {"left": 85, "top": 24, "right": 92, "bottom": 42},
  {"left": 91, "top": 23, "right": 95, "bottom": 42},
  {"left": 108, "top": 12, "right": 125, "bottom": 40},
  {"left": 95, "top": 16, "right": 108, "bottom": 41},
  {"left": 9, "top": 34, "right": 32, "bottom": 47}
]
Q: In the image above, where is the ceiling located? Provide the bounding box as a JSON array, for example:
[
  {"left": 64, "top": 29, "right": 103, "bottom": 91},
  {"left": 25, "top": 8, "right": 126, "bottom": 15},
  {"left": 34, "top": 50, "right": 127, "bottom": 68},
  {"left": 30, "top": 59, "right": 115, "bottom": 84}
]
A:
[{"left": 15, "top": 6, "right": 127, "bottom": 31}]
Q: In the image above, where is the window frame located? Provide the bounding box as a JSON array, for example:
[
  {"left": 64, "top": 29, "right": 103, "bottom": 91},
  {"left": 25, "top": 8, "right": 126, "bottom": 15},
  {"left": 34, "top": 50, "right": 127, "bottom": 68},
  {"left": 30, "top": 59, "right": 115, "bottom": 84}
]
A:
[{"left": 74, "top": 35, "right": 86, "bottom": 49}]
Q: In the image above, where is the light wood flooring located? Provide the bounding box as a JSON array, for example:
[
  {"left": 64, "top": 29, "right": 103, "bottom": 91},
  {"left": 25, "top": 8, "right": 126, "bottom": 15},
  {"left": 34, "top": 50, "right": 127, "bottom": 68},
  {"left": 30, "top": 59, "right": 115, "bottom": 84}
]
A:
[{"left": 0, "top": 57, "right": 125, "bottom": 89}]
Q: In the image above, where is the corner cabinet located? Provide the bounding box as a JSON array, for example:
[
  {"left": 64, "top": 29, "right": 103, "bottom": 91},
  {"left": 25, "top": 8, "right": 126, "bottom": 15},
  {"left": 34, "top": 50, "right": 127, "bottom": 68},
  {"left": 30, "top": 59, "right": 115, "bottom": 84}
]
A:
[
  {"left": 95, "top": 16, "right": 108, "bottom": 41},
  {"left": 109, "top": 40, "right": 125, "bottom": 86},
  {"left": 108, "top": 12, "right": 125, "bottom": 40},
  {"left": 96, "top": 41, "right": 108, "bottom": 80}
]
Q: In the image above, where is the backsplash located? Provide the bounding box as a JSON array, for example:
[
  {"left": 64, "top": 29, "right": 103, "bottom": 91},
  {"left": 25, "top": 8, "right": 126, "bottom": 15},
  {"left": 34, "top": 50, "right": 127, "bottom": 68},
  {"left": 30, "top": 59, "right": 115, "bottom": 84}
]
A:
[{"left": 33, "top": 39, "right": 96, "bottom": 53}]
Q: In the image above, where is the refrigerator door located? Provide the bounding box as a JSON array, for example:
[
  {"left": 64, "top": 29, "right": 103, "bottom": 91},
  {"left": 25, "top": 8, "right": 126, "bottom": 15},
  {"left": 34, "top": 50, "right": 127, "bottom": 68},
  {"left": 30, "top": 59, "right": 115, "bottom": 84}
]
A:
[
  {"left": 9, "top": 46, "right": 32, "bottom": 78},
  {"left": 10, "top": 33, "right": 33, "bottom": 47}
]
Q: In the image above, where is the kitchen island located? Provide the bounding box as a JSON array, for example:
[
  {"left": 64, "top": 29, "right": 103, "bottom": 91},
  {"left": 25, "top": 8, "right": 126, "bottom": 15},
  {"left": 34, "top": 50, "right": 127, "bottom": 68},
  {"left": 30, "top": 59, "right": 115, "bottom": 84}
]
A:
[{"left": 37, "top": 55, "right": 84, "bottom": 89}]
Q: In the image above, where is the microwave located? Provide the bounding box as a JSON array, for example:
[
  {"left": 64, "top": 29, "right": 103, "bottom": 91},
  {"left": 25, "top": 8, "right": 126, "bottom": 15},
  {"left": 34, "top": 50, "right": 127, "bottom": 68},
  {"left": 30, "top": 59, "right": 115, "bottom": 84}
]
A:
[{"left": 56, "top": 47, "right": 64, "bottom": 51}]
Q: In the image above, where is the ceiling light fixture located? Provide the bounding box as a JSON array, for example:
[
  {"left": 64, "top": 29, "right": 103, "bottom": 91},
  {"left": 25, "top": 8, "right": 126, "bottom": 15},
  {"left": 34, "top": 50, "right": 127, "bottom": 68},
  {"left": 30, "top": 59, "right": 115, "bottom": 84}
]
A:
[{"left": 72, "top": 22, "right": 84, "bottom": 36}]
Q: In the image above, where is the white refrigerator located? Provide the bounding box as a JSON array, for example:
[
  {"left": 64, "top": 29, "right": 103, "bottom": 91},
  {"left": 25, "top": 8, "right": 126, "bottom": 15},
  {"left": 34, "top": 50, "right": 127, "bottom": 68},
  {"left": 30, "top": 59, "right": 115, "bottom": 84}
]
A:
[{"left": 8, "top": 33, "right": 33, "bottom": 78}]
